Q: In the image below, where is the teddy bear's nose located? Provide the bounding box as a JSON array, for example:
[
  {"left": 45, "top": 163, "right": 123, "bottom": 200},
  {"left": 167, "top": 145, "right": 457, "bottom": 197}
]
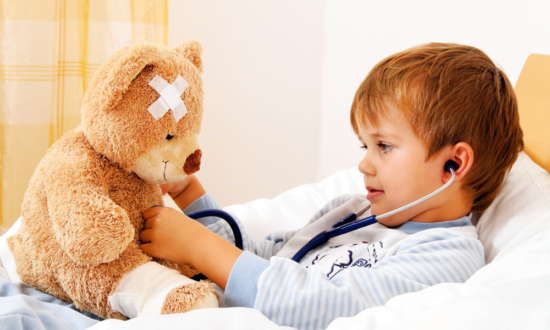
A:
[
  {"left": 166, "top": 134, "right": 174, "bottom": 140},
  {"left": 183, "top": 149, "right": 202, "bottom": 175}
]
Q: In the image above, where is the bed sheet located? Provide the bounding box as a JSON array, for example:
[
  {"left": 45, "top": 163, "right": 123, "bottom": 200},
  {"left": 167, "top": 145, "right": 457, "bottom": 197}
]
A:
[
  {"left": 0, "top": 272, "right": 101, "bottom": 330},
  {"left": 222, "top": 167, "right": 366, "bottom": 239}
]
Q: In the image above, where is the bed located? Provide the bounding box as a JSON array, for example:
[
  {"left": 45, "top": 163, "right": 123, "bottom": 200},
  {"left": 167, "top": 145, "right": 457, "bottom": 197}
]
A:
[{"left": 1, "top": 54, "right": 549, "bottom": 329}]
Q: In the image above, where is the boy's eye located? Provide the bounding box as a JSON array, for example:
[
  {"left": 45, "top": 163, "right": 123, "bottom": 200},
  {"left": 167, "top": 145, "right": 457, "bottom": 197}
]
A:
[
  {"left": 360, "top": 145, "right": 368, "bottom": 150},
  {"left": 378, "top": 143, "right": 393, "bottom": 152}
]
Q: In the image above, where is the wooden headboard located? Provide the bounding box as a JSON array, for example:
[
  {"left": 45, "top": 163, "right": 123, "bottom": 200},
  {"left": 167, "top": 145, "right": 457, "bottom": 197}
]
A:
[{"left": 515, "top": 53, "right": 550, "bottom": 173}]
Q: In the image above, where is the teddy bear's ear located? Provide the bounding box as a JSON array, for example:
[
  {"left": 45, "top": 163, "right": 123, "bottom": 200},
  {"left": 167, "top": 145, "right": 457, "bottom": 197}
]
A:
[
  {"left": 173, "top": 40, "right": 203, "bottom": 73},
  {"left": 89, "top": 43, "right": 162, "bottom": 113}
]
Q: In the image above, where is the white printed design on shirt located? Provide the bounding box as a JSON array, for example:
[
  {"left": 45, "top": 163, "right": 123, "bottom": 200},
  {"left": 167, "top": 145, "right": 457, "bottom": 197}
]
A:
[{"left": 306, "top": 241, "right": 384, "bottom": 280}]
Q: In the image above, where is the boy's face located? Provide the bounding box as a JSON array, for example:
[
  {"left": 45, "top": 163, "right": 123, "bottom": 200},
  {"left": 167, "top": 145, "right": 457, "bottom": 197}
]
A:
[{"left": 357, "top": 113, "right": 449, "bottom": 227}]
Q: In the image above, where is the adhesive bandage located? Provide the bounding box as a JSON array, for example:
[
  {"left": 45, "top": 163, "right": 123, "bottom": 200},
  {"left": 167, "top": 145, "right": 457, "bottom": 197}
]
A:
[{"left": 148, "top": 75, "right": 189, "bottom": 121}]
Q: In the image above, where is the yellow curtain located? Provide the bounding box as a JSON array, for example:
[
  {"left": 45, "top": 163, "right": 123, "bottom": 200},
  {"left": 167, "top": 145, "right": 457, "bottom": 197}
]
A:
[{"left": 0, "top": 0, "right": 168, "bottom": 233}]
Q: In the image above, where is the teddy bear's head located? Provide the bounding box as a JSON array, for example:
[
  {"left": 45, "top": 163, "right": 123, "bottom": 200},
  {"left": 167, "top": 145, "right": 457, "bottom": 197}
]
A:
[{"left": 81, "top": 40, "right": 204, "bottom": 184}]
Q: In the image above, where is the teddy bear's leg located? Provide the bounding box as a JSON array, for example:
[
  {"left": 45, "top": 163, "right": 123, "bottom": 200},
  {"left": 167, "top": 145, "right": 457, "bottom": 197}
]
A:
[
  {"left": 57, "top": 247, "right": 153, "bottom": 320},
  {"left": 108, "top": 261, "right": 218, "bottom": 318}
]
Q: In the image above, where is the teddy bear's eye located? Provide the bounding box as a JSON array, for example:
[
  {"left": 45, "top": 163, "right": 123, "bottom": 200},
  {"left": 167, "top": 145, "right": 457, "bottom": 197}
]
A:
[{"left": 166, "top": 134, "right": 174, "bottom": 141}]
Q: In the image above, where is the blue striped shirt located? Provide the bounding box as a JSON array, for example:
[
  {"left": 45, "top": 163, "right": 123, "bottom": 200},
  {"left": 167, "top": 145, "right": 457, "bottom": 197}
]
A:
[{"left": 185, "top": 193, "right": 485, "bottom": 330}]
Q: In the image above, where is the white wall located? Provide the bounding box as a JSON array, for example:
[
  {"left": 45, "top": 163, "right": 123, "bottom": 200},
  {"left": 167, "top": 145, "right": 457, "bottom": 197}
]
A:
[
  {"left": 168, "top": 0, "right": 325, "bottom": 207},
  {"left": 318, "top": 0, "right": 550, "bottom": 179},
  {"left": 169, "top": 0, "right": 550, "bottom": 207}
]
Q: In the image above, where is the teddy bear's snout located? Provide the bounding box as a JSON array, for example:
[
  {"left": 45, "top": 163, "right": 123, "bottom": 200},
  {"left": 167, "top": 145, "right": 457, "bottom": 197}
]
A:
[{"left": 183, "top": 149, "right": 202, "bottom": 175}]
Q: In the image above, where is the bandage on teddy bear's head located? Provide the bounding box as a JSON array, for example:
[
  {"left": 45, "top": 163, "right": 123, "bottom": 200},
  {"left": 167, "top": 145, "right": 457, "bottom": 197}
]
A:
[{"left": 81, "top": 41, "right": 204, "bottom": 183}]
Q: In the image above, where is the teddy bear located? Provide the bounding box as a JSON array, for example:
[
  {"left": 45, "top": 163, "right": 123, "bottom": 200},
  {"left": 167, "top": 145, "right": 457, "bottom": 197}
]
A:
[{"left": 7, "top": 40, "right": 219, "bottom": 319}]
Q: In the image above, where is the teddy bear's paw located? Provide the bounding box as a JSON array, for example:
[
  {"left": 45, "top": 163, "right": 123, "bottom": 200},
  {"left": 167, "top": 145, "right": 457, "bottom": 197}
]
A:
[{"left": 160, "top": 282, "right": 218, "bottom": 314}]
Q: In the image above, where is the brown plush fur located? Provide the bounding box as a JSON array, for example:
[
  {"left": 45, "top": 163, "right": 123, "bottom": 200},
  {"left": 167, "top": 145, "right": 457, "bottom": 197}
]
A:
[
  {"left": 8, "top": 41, "right": 212, "bottom": 319},
  {"left": 183, "top": 149, "right": 202, "bottom": 174},
  {"left": 160, "top": 282, "right": 216, "bottom": 314}
]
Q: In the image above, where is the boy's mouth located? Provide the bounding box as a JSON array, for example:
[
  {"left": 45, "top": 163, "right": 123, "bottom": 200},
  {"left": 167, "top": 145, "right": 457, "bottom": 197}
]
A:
[{"left": 366, "top": 186, "right": 384, "bottom": 200}]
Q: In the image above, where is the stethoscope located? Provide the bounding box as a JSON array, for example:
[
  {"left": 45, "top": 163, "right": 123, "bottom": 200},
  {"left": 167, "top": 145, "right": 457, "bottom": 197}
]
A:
[
  {"left": 154, "top": 160, "right": 457, "bottom": 266},
  {"left": 148, "top": 207, "right": 244, "bottom": 281},
  {"left": 186, "top": 209, "right": 244, "bottom": 250},
  {"left": 148, "top": 207, "right": 244, "bottom": 250},
  {"left": 291, "top": 160, "right": 458, "bottom": 262}
]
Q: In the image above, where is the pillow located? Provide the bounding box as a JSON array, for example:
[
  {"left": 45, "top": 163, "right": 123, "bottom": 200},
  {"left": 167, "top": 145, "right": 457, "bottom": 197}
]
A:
[
  {"left": 476, "top": 152, "right": 550, "bottom": 263},
  {"left": 0, "top": 217, "right": 21, "bottom": 282},
  {"left": 223, "top": 167, "right": 366, "bottom": 240}
]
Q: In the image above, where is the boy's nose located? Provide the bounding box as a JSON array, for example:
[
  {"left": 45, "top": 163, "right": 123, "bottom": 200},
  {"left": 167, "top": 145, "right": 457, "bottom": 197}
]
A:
[{"left": 358, "top": 153, "right": 376, "bottom": 176}]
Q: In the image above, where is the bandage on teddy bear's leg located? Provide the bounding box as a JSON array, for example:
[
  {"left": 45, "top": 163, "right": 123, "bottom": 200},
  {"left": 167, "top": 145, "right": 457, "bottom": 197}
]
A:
[
  {"left": 108, "top": 261, "right": 218, "bottom": 318},
  {"left": 155, "top": 259, "right": 220, "bottom": 314}
]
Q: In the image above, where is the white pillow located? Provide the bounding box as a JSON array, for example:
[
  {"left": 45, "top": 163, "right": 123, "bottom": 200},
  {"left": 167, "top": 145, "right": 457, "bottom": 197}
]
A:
[
  {"left": 0, "top": 216, "right": 21, "bottom": 282},
  {"left": 223, "top": 167, "right": 366, "bottom": 240},
  {"left": 476, "top": 152, "right": 550, "bottom": 263}
]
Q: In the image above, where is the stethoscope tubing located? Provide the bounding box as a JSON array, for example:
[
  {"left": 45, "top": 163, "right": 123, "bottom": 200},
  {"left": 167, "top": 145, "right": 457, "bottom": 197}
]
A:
[
  {"left": 291, "top": 214, "right": 378, "bottom": 262},
  {"left": 149, "top": 205, "right": 245, "bottom": 282},
  {"left": 376, "top": 168, "right": 456, "bottom": 220},
  {"left": 291, "top": 167, "right": 456, "bottom": 262},
  {"left": 187, "top": 209, "right": 244, "bottom": 250},
  {"left": 149, "top": 205, "right": 244, "bottom": 250}
]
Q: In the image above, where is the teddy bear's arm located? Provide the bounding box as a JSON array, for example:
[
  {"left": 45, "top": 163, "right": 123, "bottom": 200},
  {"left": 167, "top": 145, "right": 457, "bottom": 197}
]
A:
[{"left": 45, "top": 166, "right": 135, "bottom": 266}]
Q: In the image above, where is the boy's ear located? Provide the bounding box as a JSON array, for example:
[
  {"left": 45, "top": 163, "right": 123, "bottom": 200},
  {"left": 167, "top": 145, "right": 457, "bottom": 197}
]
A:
[
  {"left": 173, "top": 40, "right": 203, "bottom": 73},
  {"left": 447, "top": 142, "right": 474, "bottom": 181}
]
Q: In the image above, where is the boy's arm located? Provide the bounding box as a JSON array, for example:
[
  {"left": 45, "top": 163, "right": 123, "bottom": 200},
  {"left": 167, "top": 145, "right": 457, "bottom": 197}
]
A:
[
  {"left": 162, "top": 175, "right": 302, "bottom": 257},
  {"left": 163, "top": 177, "right": 354, "bottom": 261},
  {"left": 140, "top": 188, "right": 353, "bottom": 290},
  {"left": 161, "top": 175, "right": 206, "bottom": 211},
  {"left": 139, "top": 193, "right": 350, "bottom": 289},
  {"left": 139, "top": 206, "right": 240, "bottom": 289},
  {"left": 185, "top": 193, "right": 353, "bottom": 258},
  {"left": 139, "top": 200, "right": 298, "bottom": 289}
]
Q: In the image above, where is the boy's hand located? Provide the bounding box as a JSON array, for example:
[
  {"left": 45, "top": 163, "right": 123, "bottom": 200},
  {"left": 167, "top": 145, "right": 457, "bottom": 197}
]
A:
[
  {"left": 139, "top": 206, "right": 242, "bottom": 290},
  {"left": 140, "top": 206, "right": 199, "bottom": 265},
  {"left": 160, "top": 175, "right": 206, "bottom": 211},
  {"left": 159, "top": 175, "right": 193, "bottom": 195}
]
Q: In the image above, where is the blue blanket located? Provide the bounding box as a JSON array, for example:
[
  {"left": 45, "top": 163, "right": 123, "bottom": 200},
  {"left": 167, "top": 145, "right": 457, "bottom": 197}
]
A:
[{"left": 0, "top": 277, "right": 101, "bottom": 330}]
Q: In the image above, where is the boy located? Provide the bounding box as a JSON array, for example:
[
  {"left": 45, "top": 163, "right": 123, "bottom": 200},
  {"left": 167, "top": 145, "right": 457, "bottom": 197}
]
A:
[{"left": 139, "top": 43, "right": 523, "bottom": 329}]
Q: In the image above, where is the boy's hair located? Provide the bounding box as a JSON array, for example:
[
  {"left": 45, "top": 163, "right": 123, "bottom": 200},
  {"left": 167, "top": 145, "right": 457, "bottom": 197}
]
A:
[{"left": 350, "top": 43, "right": 523, "bottom": 213}]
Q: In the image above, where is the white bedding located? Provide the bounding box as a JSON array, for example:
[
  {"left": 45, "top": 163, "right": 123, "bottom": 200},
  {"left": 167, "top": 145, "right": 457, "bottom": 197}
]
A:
[{"left": 2, "top": 152, "right": 550, "bottom": 329}]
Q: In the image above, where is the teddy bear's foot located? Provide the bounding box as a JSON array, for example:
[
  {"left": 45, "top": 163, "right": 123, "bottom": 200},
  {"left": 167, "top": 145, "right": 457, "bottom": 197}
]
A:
[
  {"left": 160, "top": 282, "right": 218, "bottom": 314},
  {"left": 109, "top": 261, "right": 218, "bottom": 318}
]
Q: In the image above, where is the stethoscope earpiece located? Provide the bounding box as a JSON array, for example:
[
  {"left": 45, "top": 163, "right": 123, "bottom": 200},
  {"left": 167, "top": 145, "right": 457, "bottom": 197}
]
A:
[{"left": 444, "top": 160, "right": 459, "bottom": 173}]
